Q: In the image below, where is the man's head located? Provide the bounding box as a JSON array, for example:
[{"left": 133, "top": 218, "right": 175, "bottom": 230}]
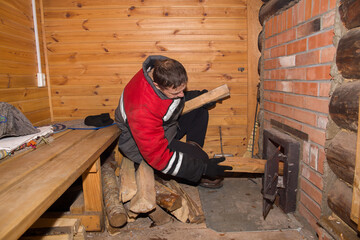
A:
[{"left": 152, "top": 58, "right": 187, "bottom": 99}]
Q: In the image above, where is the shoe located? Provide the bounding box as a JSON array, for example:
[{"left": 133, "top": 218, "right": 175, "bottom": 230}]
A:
[{"left": 199, "top": 177, "right": 223, "bottom": 189}]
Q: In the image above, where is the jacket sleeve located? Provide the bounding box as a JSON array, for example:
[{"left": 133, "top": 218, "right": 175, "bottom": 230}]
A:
[{"left": 127, "top": 107, "right": 206, "bottom": 183}]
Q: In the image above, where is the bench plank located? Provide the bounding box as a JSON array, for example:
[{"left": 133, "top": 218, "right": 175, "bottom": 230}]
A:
[
  {"left": 0, "top": 130, "right": 94, "bottom": 194},
  {"left": 0, "top": 125, "right": 120, "bottom": 240}
]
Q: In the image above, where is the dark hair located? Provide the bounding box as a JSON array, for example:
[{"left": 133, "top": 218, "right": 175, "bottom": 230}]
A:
[{"left": 153, "top": 58, "right": 188, "bottom": 90}]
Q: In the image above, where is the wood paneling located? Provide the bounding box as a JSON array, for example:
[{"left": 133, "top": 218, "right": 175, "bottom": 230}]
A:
[
  {"left": 43, "top": 0, "right": 249, "bottom": 156},
  {"left": 0, "top": 0, "right": 51, "bottom": 126}
]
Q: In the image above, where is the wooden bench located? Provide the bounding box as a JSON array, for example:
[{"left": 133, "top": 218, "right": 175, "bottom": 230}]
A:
[{"left": 0, "top": 125, "right": 121, "bottom": 240}]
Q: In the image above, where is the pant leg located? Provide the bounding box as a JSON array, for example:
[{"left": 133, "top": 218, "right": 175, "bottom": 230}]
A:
[{"left": 175, "top": 107, "right": 209, "bottom": 147}]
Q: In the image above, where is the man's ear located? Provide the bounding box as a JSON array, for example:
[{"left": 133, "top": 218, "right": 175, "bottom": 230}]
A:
[{"left": 153, "top": 81, "right": 161, "bottom": 90}]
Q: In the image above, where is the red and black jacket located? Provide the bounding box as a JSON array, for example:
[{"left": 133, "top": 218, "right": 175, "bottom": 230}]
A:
[{"left": 115, "top": 55, "right": 206, "bottom": 182}]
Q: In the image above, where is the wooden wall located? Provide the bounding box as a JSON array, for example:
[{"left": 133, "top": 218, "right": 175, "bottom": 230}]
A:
[
  {"left": 42, "top": 0, "right": 249, "bottom": 156},
  {"left": 0, "top": 0, "right": 51, "bottom": 126}
]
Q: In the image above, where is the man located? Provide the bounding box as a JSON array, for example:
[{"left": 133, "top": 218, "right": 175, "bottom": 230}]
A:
[{"left": 115, "top": 55, "right": 231, "bottom": 187}]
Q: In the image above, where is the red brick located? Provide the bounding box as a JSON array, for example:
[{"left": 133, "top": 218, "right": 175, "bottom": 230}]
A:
[
  {"left": 265, "top": 35, "right": 279, "bottom": 49},
  {"left": 276, "top": 80, "right": 293, "bottom": 92},
  {"left": 298, "top": 0, "right": 306, "bottom": 23},
  {"left": 277, "top": 29, "right": 296, "bottom": 45},
  {"left": 296, "top": 50, "right": 320, "bottom": 66},
  {"left": 292, "top": 4, "right": 299, "bottom": 26},
  {"left": 279, "top": 55, "right": 296, "bottom": 68},
  {"left": 320, "top": 46, "right": 335, "bottom": 63},
  {"left": 264, "top": 59, "right": 279, "bottom": 70},
  {"left": 293, "top": 82, "right": 318, "bottom": 96},
  {"left": 287, "top": 39, "right": 307, "bottom": 55},
  {"left": 310, "top": 144, "right": 319, "bottom": 170},
  {"left": 271, "top": 45, "right": 286, "bottom": 58},
  {"left": 280, "top": 12, "right": 286, "bottom": 33},
  {"left": 273, "top": 15, "right": 279, "bottom": 35},
  {"left": 286, "top": 8, "right": 293, "bottom": 30},
  {"left": 286, "top": 68, "right": 307, "bottom": 80},
  {"left": 284, "top": 94, "right": 305, "bottom": 108},
  {"left": 264, "top": 70, "right": 272, "bottom": 80},
  {"left": 266, "top": 91, "right": 285, "bottom": 103},
  {"left": 320, "top": 0, "right": 329, "bottom": 14},
  {"left": 264, "top": 80, "right": 276, "bottom": 90},
  {"left": 317, "top": 115, "right": 328, "bottom": 129},
  {"left": 271, "top": 69, "right": 287, "bottom": 79},
  {"left": 303, "top": 125, "right": 326, "bottom": 145},
  {"left": 318, "top": 148, "right": 325, "bottom": 174},
  {"left": 292, "top": 108, "right": 318, "bottom": 126},
  {"left": 300, "top": 178, "right": 323, "bottom": 205},
  {"left": 304, "top": 97, "right": 329, "bottom": 114},
  {"left": 299, "top": 202, "right": 319, "bottom": 230},
  {"left": 297, "top": 18, "right": 321, "bottom": 39},
  {"left": 303, "top": 141, "right": 310, "bottom": 164},
  {"left": 329, "top": 0, "right": 336, "bottom": 9},
  {"left": 300, "top": 191, "right": 322, "bottom": 219},
  {"left": 308, "top": 30, "right": 334, "bottom": 49},
  {"left": 283, "top": 117, "right": 304, "bottom": 130},
  {"left": 305, "top": 0, "right": 312, "bottom": 20},
  {"left": 322, "top": 10, "right": 335, "bottom": 29},
  {"left": 306, "top": 65, "right": 331, "bottom": 80},
  {"left": 319, "top": 82, "right": 331, "bottom": 96},
  {"left": 301, "top": 164, "right": 324, "bottom": 189},
  {"left": 265, "top": 20, "right": 271, "bottom": 38},
  {"left": 312, "top": 0, "right": 321, "bottom": 17},
  {"left": 264, "top": 100, "right": 276, "bottom": 112},
  {"left": 264, "top": 49, "right": 271, "bottom": 59}
]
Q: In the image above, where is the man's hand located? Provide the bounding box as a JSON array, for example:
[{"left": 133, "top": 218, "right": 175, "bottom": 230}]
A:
[{"left": 203, "top": 157, "right": 233, "bottom": 179}]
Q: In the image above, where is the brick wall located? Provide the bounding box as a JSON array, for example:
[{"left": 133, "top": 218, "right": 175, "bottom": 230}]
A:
[{"left": 262, "top": 0, "right": 337, "bottom": 233}]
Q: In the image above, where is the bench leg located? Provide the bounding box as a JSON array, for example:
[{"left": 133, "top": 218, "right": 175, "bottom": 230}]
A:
[{"left": 81, "top": 158, "right": 104, "bottom": 231}]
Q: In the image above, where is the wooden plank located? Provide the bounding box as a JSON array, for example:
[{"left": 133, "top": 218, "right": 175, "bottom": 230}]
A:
[
  {"left": 44, "top": 18, "right": 247, "bottom": 32},
  {"left": 47, "top": 52, "right": 247, "bottom": 65},
  {"left": 45, "top": 29, "right": 247, "bottom": 44},
  {"left": 0, "top": 125, "right": 120, "bottom": 240},
  {"left": 351, "top": 100, "right": 360, "bottom": 225},
  {"left": 219, "top": 156, "right": 284, "bottom": 174},
  {"left": 46, "top": 41, "right": 247, "bottom": 54},
  {"left": 43, "top": 0, "right": 247, "bottom": 9},
  {"left": 0, "top": 130, "right": 94, "bottom": 194},
  {"left": 247, "top": 0, "right": 262, "bottom": 157},
  {"left": 48, "top": 62, "right": 248, "bottom": 76},
  {"left": 82, "top": 159, "right": 103, "bottom": 213},
  {"left": 44, "top": 7, "right": 247, "bottom": 19},
  {"left": 183, "top": 84, "right": 230, "bottom": 114},
  {"left": 24, "top": 217, "right": 80, "bottom": 236}
]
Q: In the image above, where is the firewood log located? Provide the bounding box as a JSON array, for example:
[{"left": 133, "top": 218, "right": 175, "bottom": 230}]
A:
[
  {"left": 327, "top": 178, "right": 358, "bottom": 231},
  {"left": 329, "top": 81, "right": 360, "bottom": 132},
  {"left": 182, "top": 84, "right": 230, "bottom": 114},
  {"left": 259, "top": 0, "right": 296, "bottom": 25},
  {"left": 148, "top": 205, "right": 172, "bottom": 226},
  {"left": 326, "top": 130, "right": 356, "bottom": 185},
  {"left": 167, "top": 180, "right": 205, "bottom": 224},
  {"left": 155, "top": 180, "right": 182, "bottom": 212},
  {"left": 339, "top": 0, "right": 360, "bottom": 29},
  {"left": 119, "top": 157, "right": 137, "bottom": 203},
  {"left": 101, "top": 160, "right": 127, "bottom": 227},
  {"left": 336, "top": 28, "right": 360, "bottom": 79},
  {"left": 129, "top": 160, "right": 156, "bottom": 213}
]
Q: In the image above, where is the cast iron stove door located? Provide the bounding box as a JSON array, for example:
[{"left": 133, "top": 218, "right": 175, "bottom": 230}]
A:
[{"left": 263, "top": 148, "right": 287, "bottom": 219}]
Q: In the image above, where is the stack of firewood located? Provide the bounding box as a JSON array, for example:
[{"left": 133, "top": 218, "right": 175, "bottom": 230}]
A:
[{"left": 101, "top": 155, "right": 205, "bottom": 229}]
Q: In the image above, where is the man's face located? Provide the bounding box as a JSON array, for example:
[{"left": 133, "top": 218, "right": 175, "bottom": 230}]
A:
[{"left": 155, "top": 83, "right": 187, "bottom": 99}]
